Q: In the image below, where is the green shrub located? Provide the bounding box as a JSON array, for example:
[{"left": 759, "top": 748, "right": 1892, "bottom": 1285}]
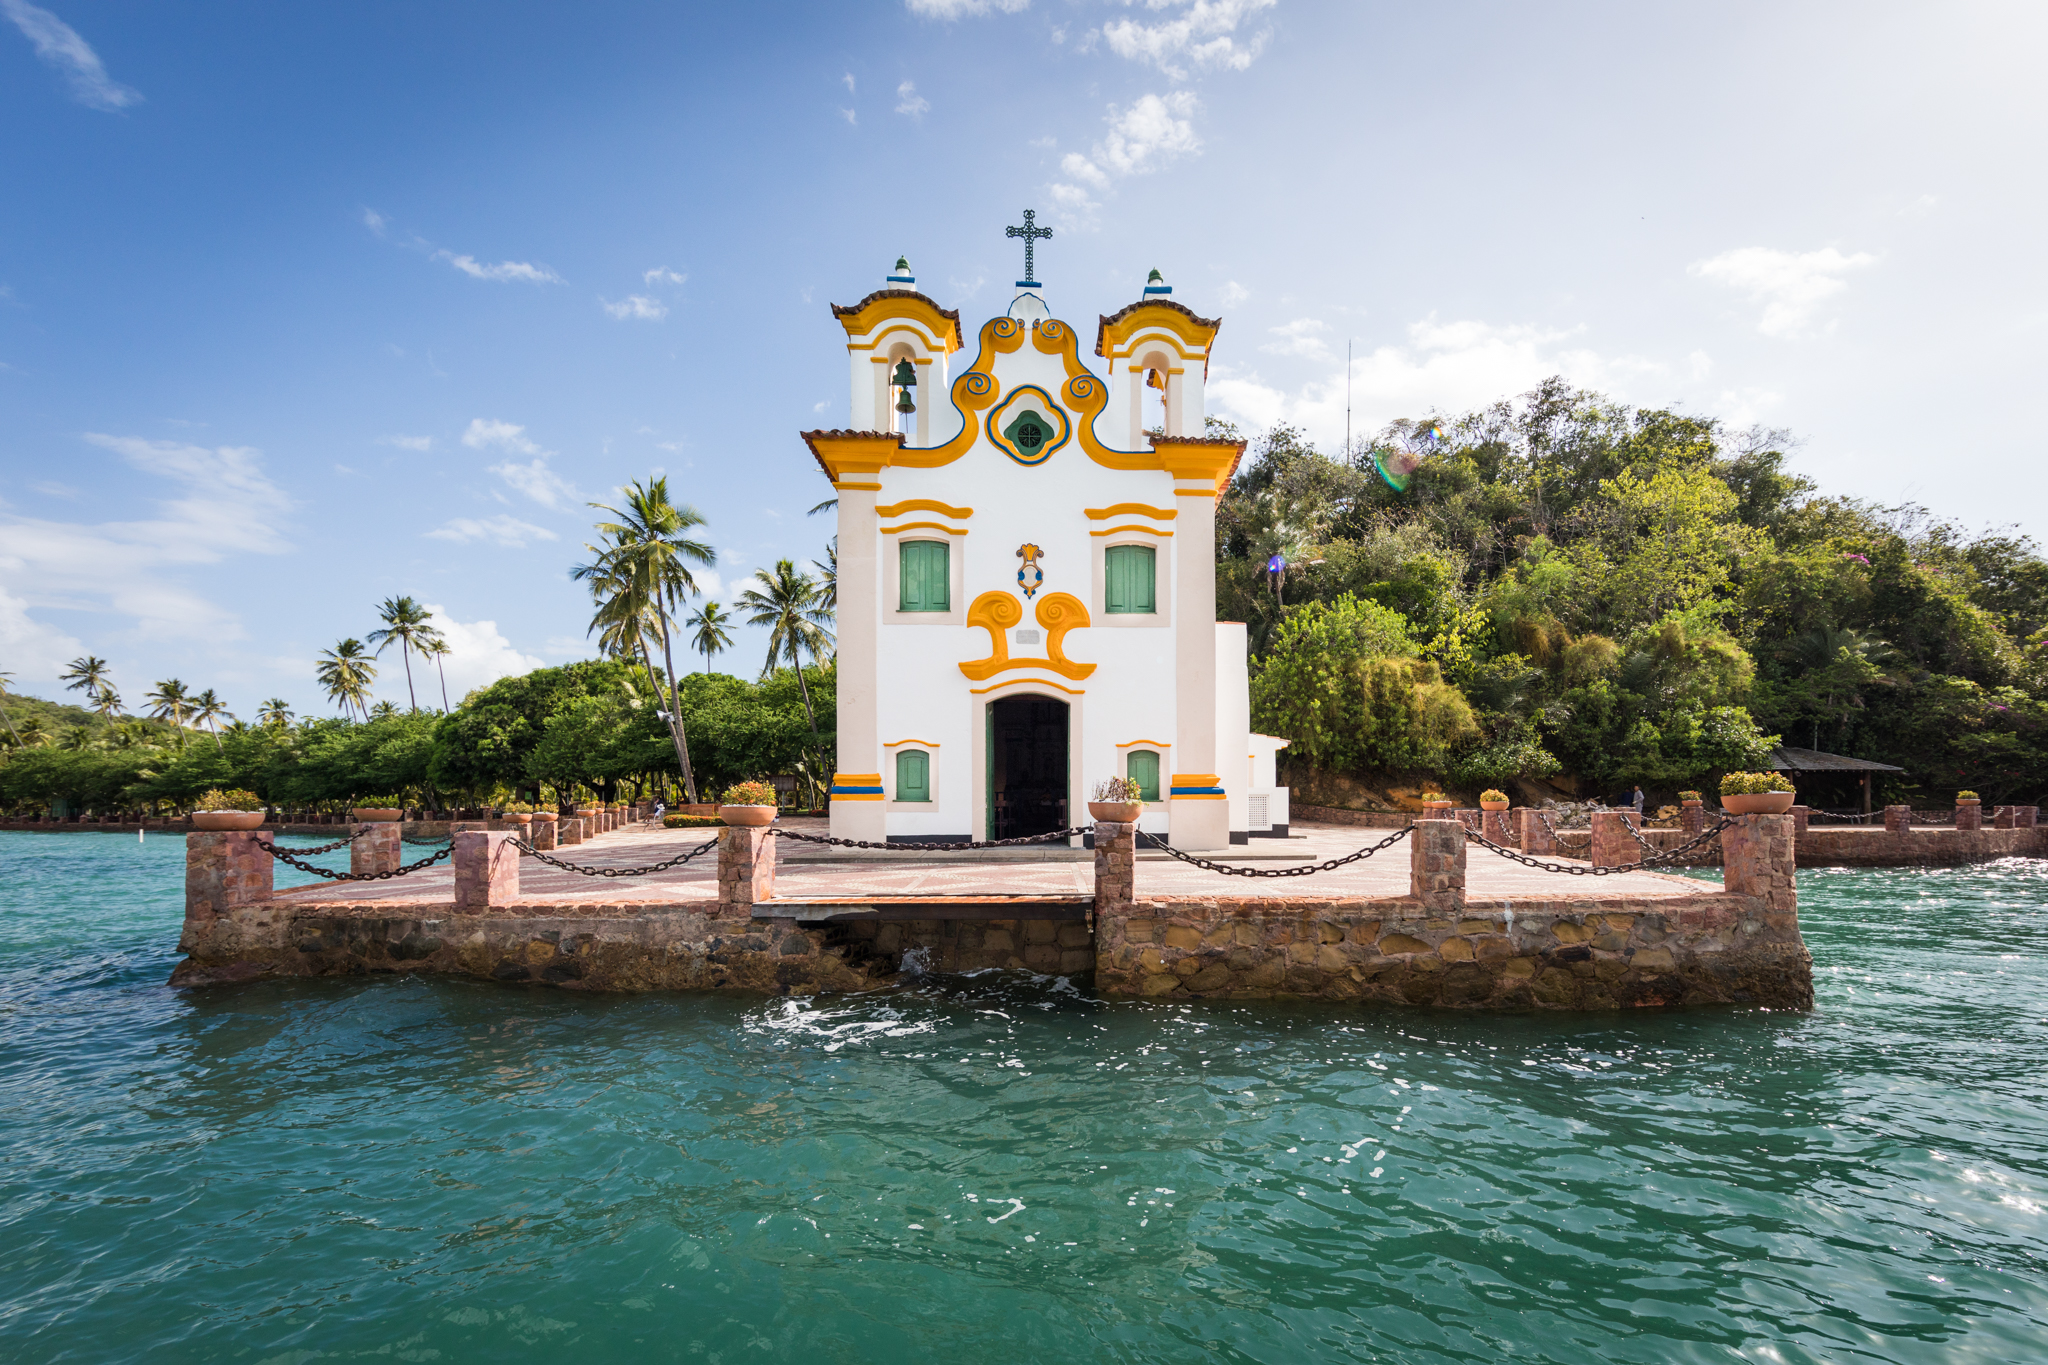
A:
[
  {"left": 1957, "top": 790, "right": 1979, "bottom": 801},
  {"left": 664, "top": 813, "right": 726, "bottom": 828},
  {"left": 195, "top": 787, "right": 263, "bottom": 811},
  {"left": 1719, "top": 771, "right": 1794, "bottom": 795},
  {"left": 1479, "top": 789, "right": 1508, "bottom": 804},
  {"left": 1678, "top": 790, "right": 1702, "bottom": 802},
  {"left": 721, "top": 780, "right": 778, "bottom": 806},
  {"left": 1091, "top": 777, "right": 1142, "bottom": 803}
]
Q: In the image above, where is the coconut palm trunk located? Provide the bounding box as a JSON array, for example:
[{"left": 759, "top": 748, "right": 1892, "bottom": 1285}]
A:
[{"left": 653, "top": 615, "right": 701, "bottom": 804}]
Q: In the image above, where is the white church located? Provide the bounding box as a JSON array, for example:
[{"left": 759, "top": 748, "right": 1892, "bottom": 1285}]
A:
[{"left": 804, "top": 216, "right": 1288, "bottom": 850}]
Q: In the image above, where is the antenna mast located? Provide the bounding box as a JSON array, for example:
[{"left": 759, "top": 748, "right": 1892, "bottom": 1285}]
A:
[{"left": 1345, "top": 339, "right": 1353, "bottom": 463}]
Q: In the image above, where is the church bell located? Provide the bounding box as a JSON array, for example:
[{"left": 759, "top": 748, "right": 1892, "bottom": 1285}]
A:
[{"left": 892, "top": 359, "right": 917, "bottom": 413}]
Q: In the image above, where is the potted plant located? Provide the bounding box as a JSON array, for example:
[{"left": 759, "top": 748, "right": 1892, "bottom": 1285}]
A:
[
  {"left": 718, "top": 781, "right": 780, "bottom": 827},
  {"left": 350, "top": 794, "right": 404, "bottom": 823},
  {"left": 500, "top": 801, "right": 535, "bottom": 826},
  {"left": 1479, "top": 789, "right": 1510, "bottom": 812},
  {"left": 1956, "top": 790, "right": 1980, "bottom": 805},
  {"left": 1088, "top": 776, "right": 1145, "bottom": 823},
  {"left": 192, "top": 788, "right": 266, "bottom": 832},
  {"left": 1420, "top": 790, "right": 1454, "bottom": 815},
  {"left": 1719, "top": 771, "right": 1796, "bottom": 815},
  {"left": 1678, "top": 790, "right": 1703, "bottom": 806}
]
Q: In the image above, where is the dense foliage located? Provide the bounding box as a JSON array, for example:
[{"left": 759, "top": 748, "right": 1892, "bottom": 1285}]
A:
[
  {"left": 0, "top": 662, "right": 834, "bottom": 815},
  {"left": 1223, "top": 378, "right": 2048, "bottom": 804}
]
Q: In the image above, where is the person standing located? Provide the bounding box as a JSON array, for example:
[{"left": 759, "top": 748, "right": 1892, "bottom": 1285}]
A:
[{"left": 1631, "top": 785, "right": 1646, "bottom": 817}]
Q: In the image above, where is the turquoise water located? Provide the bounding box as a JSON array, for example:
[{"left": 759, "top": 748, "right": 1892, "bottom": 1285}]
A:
[{"left": 3, "top": 833, "right": 2046, "bottom": 1363}]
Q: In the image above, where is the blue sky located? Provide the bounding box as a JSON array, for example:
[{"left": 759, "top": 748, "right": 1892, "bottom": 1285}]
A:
[{"left": 3, "top": 0, "right": 2042, "bottom": 720}]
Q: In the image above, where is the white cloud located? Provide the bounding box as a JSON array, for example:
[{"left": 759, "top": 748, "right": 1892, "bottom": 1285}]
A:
[
  {"left": 462, "top": 418, "right": 542, "bottom": 455},
  {"left": 378, "top": 434, "right": 432, "bottom": 452},
  {"left": 360, "top": 207, "right": 388, "bottom": 236},
  {"left": 842, "top": 72, "right": 855, "bottom": 94},
  {"left": 1218, "top": 280, "right": 1249, "bottom": 306},
  {"left": 839, "top": 107, "right": 857, "bottom": 125},
  {"left": 905, "top": 0, "right": 1029, "bottom": 16},
  {"left": 1208, "top": 315, "right": 1673, "bottom": 450},
  {"left": 643, "top": 267, "right": 686, "bottom": 286},
  {"left": 1261, "top": 317, "right": 1330, "bottom": 360},
  {"left": 896, "top": 80, "right": 930, "bottom": 116},
  {"left": 424, "top": 515, "right": 558, "bottom": 548},
  {"left": 0, "top": 437, "right": 292, "bottom": 667},
  {"left": 431, "top": 250, "right": 562, "bottom": 284},
  {"left": 489, "top": 459, "right": 575, "bottom": 509},
  {"left": 414, "top": 603, "right": 547, "bottom": 703},
  {"left": 0, "top": 584, "right": 83, "bottom": 682},
  {"left": 1, "top": 0, "right": 142, "bottom": 110},
  {"left": 1052, "top": 91, "right": 1201, "bottom": 225},
  {"left": 601, "top": 294, "right": 668, "bottom": 320},
  {"left": 1100, "top": 0, "right": 1275, "bottom": 79},
  {"left": 1687, "top": 246, "right": 1878, "bottom": 338}
]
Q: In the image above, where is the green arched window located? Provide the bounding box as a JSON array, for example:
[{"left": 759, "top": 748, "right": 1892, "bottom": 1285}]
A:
[
  {"left": 1126, "top": 749, "right": 1160, "bottom": 802},
  {"left": 1105, "top": 544, "right": 1156, "bottom": 614},
  {"left": 895, "top": 749, "right": 931, "bottom": 802},
  {"left": 899, "top": 540, "right": 950, "bottom": 612}
]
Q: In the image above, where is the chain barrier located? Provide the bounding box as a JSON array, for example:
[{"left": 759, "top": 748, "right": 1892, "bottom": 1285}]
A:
[
  {"left": 770, "top": 826, "right": 1091, "bottom": 852},
  {"left": 402, "top": 834, "right": 452, "bottom": 847},
  {"left": 254, "top": 837, "right": 453, "bottom": 881},
  {"left": 267, "top": 825, "right": 370, "bottom": 856},
  {"left": 1539, "top": 811, "right": 1591, "bottom": 850},
  {"left": 1136, "top": 825, "right": 1412, "bottom": 878},
  {"left": 1463, "top": 818, "right": 1733, "bottom": 876},
  {"left": 509, "top": 834, "right": 722, "bottom": 877}
]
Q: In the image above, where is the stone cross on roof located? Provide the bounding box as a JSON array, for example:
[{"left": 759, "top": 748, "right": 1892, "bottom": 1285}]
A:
[{"left": 1005, "top": 209, "right": 1052, "bottom": 284}]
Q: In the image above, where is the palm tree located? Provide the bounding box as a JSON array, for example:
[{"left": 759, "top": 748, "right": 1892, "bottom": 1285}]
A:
[
  {"left": 419, "top": 635, "right": 453, "bottom": 711},
  {"left": 368, "top": 699, "right": 399, "bottom": 720},
  {"left": 60, "top": 656, "right": 108, "bottom": 699},
  {"left": 88, "top": 686, "right": 122, "bottom": 720},
  {"left": 813, "top": 540, "right": 838, "bottom": 614},
  {"left": 189, "top": 688, "right": 232, "bottom": 750},
  {"left": 257, "top": 697, "right": 294, "bottom": 728},
  {"left": 571, "top": 476, "right": 715, "bottom": 802},
  {"left": 685, "top": 601, "right": 734, "bottom": 674},
  {"left": 144, "top": 679, "right": 192, "bottom": 728},
  {"left": 737, "top": 558, "right": 835, "bottom": 743},
  {"left": 0, "top": 668, "right": 21, "bottom": 746},
  {"left": 316, "top": 639, "right": 377, "bottom": 719},
  {"left": 366, "top": 596, "right": 439, "bottom": 712}
]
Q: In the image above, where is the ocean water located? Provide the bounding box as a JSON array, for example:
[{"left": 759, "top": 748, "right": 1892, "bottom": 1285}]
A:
[{"left": 2, "top": 833, "right": 2045, "bottom": 1364}]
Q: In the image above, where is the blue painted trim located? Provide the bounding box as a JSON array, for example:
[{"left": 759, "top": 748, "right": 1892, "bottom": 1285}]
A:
[{"left": 830, "top": 785, "right": 884, "bottom": 795}]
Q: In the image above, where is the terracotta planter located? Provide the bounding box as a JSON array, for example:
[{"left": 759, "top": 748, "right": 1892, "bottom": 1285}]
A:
[
  {"left": 192, "top": 811, "right": 265, "bottom": 831},
  {"left": 1088, "top": 801, "right": 1144, "bottom": 823},
  {"left": 1421, "top": 801, "right": 1455, "bottom": 816},
  {"left": 532, "top": 812, "right": 559, "bottom": 823},
  {"left": 719, "top": 804, "right": 777, "bottom": 827},
  {"left": 502, "top": 813, "right": 534, "bottom": 824},
  {"left": 1479, "top": 800, "right": 1510, "bottom": 812},
  {"left": 1721, "top": 792, "right": 1795, "bottom": 815},
  {"left": 351, "top": 808, "right": 403, "bottom": 822}
]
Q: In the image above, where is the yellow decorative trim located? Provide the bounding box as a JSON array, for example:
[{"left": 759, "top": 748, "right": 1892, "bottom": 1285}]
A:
[
  {"left": 1090, "top": 525, "right": 1173, "bottom": 537},
  {"left": 1084, "top": 503, "right": 1177, "bottom": 521},
  {"left": 881, "top": 521, "right": 969, "bottom": 536},
  {"left": 1027, "top": 317, "right": 1169, "bottom": 474},
  {"left": 1154, "top": 436, "right": 1244, "bottom": 489},
  {"left": 1170, "top": 794, "right": 1227, "bottom": 801},
  {"left": 958, "top": 590, "right": 1096, "bottom": 681},
  {"left": 969, "top": 678, "right": 1086, "bottom": 696},
  {"left": 884, "top": 739, "right": 941, "bottom": 748},
  {"left": 803, "top": 430, "right": 903, "bottom": 481},
  {"left": 1172, "top": 774, "right": 1221, "bottom": 784},
  {"left": 986, "top": 384, "right": 1071, "bottom": 464},
  {"left": 1095, "top": 304, "right": 1220, "bottom": 359},
  {"left": 835, "top": 296, "right": 964, "bottom": 352},
  {"left": 1175, "top": 487, "right": 1217, "bottom": 496},
  {"left": 883, "top": 317, "right": 1026, "bottom": 468},
  {"left": 1115, "top": 739, "right": 1172, "bottom": 749},
  {"left": 833, "top": 773, "right": 882, "bottom": 782},
  {"left": 833, "top": 480, "right": 884, "bottom": 491},
  {"left": 874, "top": 498, "right": 973, "bottom": 519}
]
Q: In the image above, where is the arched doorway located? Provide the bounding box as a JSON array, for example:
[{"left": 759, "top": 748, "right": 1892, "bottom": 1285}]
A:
[{"left": 987, "top": 696, "right": 1070, "bottom": 839}]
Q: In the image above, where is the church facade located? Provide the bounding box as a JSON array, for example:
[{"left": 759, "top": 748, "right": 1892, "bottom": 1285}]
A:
[{"left": 802, "top": 238, "right": 1285, "bottom": 849}]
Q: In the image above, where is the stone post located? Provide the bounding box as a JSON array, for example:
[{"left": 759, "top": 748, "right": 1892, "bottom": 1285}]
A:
[
  {"left": 182, "top": 830, "right": 275, "bottom": 948},
  {"left": 1680, "top": 802, "right": 1704, "bottom": 835},
  {"left": 1517, "top": 807, "right": 1556, "bottom": 856},
  {"left": 1955, "top": 802, "right": 1983, "bottom": 831},
  {"left": 1589, "top": 811, "right": 1638, "bottom": 868},
  {"left": 561, "top": 818, "right": 585, "bottom": 846},
  {"left": 1994, "top": 805, "right": 2015, "bottom": 829},
  {"left": 1884, "top": 804, "right": 1911, "bottom": 833},
  {"left": 1722, "top": 813, "right": 1796, "bottom": 918},
  {"left": 1480, "top": 809, "right": 1512, "bottom": 843},
  {"left": 530, "top": 819, "right": 557, "bottom": 851},
  {"left": 1408, "top": 818, "right": 1466, "bottom": 913},
  {"left": 1092, "top": 820, "right": 1136, "bottom": 925},
  {"left": 453, "top": 830, "right": 519, "bottom": 912},
  {"left": 1789, "top": 805, "right": 1810, "bottom": 836},
  {"left": 352, "top": 823, "right": 402, "bottom": 877},
  {"left": 717, "top": 825, "right": 776, "bottom": 918},
  {"left": 2017, "top": 806, "right": 2038, "bottom": 829}
]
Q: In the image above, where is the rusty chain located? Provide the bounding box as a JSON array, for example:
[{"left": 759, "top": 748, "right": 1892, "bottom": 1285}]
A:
[
  {"left": 1136, "top": 825, "right": 1412, "bottom": 877},
  {"left": 509, "top": 834, "right": 721, "bottom": 877},
  {"left": 270, "top": 826, "right": 371, "bottom": 856},
  {"left": 254, "top": 837, "right": 453, "bottom": 881},
  {"left": 770, "top": 826, "right": 1090, "bottom": 852}
]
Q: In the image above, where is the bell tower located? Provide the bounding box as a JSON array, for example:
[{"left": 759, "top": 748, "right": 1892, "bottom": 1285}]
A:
[{"left": 832, "top": 258, "right": 964, "bottom": 444}]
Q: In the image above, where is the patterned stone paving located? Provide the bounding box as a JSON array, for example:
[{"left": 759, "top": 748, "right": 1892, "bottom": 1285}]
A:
[{"left": 269, "top": 817, "right": 1705, "bottom": 905}]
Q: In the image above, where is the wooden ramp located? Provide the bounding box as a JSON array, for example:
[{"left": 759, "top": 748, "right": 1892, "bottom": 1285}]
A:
[{"left": 754, "top": 894, "right": 1092, "bottom": 923}]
